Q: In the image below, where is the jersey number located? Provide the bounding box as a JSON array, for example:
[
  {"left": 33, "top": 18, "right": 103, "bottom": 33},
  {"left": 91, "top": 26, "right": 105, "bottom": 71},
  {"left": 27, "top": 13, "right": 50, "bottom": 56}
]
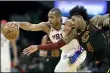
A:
[{"left": 52, "top": 34, "right": 63, "bottom": 40}]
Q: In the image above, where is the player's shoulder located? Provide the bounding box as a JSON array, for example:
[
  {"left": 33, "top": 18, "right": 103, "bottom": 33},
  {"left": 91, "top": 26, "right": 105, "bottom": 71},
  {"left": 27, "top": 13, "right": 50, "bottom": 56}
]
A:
[
  {"left": 39, "top": 22, "right": 48, "bottom": 25},
  {"left": 90, "top": 15, "right": 102, "bottom": 21}
]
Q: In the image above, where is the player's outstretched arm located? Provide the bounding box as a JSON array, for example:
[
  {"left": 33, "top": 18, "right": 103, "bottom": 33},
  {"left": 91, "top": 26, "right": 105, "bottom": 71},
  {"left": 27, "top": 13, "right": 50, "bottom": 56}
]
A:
[
  {"left": 23, "top": 37, "right": 79, "bottom": 56},
  {"left": 6, "top": 21, "right": 50, "bottom": 33},
  {"left": 10, "top": 40, "right": 18, "bottom": 67},
  {"left": 23, "top": 39, "right": 66, "bottom": 55},
  {"left": 22, "top": 39, "right": 63, "bottom": 55},
  {"left": 19, "top": 22, "right": 50, "bottom": 33}
]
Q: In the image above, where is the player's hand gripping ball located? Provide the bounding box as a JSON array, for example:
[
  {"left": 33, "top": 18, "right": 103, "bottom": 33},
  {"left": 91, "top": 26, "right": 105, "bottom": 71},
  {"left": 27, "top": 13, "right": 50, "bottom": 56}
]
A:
[{"left": 2, "top": 22, "right": 20, "bottom": 40}]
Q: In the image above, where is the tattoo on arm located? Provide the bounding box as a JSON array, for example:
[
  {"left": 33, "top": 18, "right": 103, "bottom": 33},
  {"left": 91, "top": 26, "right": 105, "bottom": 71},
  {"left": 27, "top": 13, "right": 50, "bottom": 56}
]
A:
[{"left": 90, "top": 14, "right": 109, "bottom": 28}]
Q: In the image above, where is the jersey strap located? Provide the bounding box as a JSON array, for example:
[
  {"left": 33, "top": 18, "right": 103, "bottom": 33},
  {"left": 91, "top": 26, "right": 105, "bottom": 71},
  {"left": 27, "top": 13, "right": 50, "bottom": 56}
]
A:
[{"left": 69, "top": 46, "right": 84, "bottom": 64}]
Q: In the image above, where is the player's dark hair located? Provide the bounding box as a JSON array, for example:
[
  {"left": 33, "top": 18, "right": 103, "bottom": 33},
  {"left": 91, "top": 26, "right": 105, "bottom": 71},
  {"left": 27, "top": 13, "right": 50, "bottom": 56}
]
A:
[
  {"left": 69, "top": 5, "right": 89, "bottom": 21},
  {"left": 50, "top": 8, "right": 61, "bottom": 16}
]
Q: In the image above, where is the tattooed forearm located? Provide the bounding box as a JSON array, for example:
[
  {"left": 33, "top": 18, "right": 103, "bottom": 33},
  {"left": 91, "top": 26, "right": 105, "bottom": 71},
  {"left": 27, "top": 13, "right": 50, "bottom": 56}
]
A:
[
  {"left": 90, "top": 14, "right": 109, "bottom": 29},
  {"left": 103, "top": 18, "right": 110, "bottom": 28}
]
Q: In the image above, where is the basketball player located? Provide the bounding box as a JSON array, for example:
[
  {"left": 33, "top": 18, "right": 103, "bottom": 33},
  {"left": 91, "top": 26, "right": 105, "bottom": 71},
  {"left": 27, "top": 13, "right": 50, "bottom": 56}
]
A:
[
  {"left": 5, "top": 8, "right": 68, "bottom": 71},
  {"left": 54, "top": 20, "right": 86, "bottom": 72},
  {"left": 39, "top": 15, "right": 68, "bottom": 59},
  {"left": 23, "top": 6, "right": 109, "bottom": 72},
  {"left": 1, "top": 20, "right": 18, "bottom": 72},
  {"left": 63, "top": 6, "right": 109, "bottom": 72}
]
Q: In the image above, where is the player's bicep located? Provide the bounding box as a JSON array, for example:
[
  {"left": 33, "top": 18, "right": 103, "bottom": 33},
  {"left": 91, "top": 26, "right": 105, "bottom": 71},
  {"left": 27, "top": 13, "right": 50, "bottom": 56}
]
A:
[
  {"left": 30, "top": 22, "right": 50, "bottom": 33},
  {"left": 19, "top": 22, "right": 47, "bottom": 32}
]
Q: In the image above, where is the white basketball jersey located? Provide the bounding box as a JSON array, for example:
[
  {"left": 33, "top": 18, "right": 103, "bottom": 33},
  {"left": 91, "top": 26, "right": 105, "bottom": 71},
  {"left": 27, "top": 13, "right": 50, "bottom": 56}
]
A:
[
  {"left": 1, "top": 33, "right": 11, "bottom": 72},
  {"left": 1, "top": 33, "right": 10, "bottom": 54},
  {"left": 48, "top": 16, "right": 68, "bottom": 43},
  {"left": 60, "top": 39, "right": 80, "bottom": 52},
  {"left": 49, "top": 25, "right": 64, "bottom": 43}
]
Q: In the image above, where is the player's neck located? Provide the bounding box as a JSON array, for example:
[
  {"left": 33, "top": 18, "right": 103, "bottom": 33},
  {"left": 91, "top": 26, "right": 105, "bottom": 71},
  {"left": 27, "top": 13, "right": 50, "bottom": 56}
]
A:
[
  {"left": 77, "top": 21, "right": 87, "bottom": 35},
  {"left": 80, "top": 21, "right": 87, "bottom": 32},
  {"left": 54, "top": 22, "right": 61, "bottom": 30}
]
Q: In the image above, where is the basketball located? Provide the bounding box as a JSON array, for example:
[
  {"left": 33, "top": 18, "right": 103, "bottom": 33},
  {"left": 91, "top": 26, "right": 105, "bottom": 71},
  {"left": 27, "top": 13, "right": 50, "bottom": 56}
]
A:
[{"left": 2, "top": 24, "right": 19, "bottom": 40}]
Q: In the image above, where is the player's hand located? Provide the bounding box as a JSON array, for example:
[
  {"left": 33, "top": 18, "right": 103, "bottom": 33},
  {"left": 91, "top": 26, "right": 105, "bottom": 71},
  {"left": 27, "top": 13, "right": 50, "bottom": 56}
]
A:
[
  {"left": 13, "top": 58, "right": 19, "bottom": 67},
  {"left": 6, "top": 22, "right": 20, "bottom": 28},
  {"left": 23, "top": 45, "right": 38, "bottom": 55},
  {"left": 103, "top": 18, "right": 110, "bottom": 27}
]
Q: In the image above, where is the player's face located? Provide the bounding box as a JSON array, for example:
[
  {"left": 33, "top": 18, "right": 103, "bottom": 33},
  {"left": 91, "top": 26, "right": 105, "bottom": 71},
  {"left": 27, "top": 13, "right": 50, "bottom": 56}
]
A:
[
  {"left": 71, "top": 15, "right": 85, "bottom": 30},
  {"left": 64, "top": 23, "right": 72, "bottom": 32},
  {"left": 48, "top": 11, "right": 61, "bottom": 26},
  {"left": 63, "top": 20, "right": 74, "bottom": 34}
]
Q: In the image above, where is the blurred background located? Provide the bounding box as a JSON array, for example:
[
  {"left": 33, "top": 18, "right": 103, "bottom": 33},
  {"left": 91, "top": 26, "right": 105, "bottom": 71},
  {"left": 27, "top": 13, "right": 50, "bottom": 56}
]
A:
[{"left": 0, "top": 1, "right": 110, "bottom": 72}]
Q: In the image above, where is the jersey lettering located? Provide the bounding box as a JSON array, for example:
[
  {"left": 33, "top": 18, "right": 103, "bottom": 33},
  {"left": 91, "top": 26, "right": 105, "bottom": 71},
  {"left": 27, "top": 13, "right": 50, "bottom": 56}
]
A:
[
  {"left": 52, "top": 33, "right": 63, "bottom": 40},
  {"left": 49, "top": 25, "right": 64, "bottom": 42}
]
